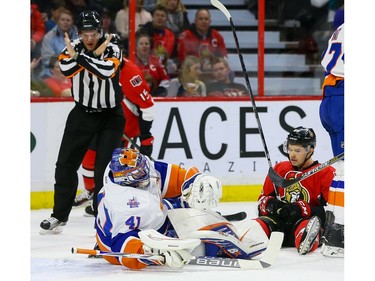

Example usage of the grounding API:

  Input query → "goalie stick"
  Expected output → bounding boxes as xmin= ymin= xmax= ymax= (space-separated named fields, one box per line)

xmin=72 ymin=231 xmax=283 ymax=270
xmin=210 ymin=0 xmax=285 ymax=196
xmin=268 ymin=152 xmax=344 ymax=189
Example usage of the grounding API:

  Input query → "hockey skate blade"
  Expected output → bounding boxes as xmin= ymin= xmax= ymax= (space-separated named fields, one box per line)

xmin=39 ymin=225 xmax=65 ymax=235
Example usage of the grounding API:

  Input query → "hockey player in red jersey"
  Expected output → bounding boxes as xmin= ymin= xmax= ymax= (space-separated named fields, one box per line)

xmin=254 ymin=126 xmax=336 ymax=255
xmin=74 ymin=58 xmax=155 ymax=214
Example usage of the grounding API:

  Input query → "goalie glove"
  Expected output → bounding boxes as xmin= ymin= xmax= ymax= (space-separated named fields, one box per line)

xmin=181 ymin=173 xmax=222 ymax=210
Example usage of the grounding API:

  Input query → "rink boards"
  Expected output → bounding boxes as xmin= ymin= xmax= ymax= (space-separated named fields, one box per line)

xmin=30 ymin=96 xmax=330 ymax=209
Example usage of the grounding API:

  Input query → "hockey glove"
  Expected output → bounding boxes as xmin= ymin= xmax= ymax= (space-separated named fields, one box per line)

xmin=181 ymin=173 xmax=222 ymax=210
xmin=143 ymin=245 xmax=192 ymax=269
xmin=258 ymin=196 xmax=286 ymax=216
xmin=139 ymin=136 xmax=154 ymax=157
xmin=277 ymin=200 xmax=312 ymax=225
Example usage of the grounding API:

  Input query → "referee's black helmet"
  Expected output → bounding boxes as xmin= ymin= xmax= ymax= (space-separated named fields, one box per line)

xmin=77 ymin=10 xmax=102 ymax=31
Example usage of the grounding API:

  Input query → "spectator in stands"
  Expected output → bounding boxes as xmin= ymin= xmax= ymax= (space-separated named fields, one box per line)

xmin=65 ymin=0 xmax=103 ymax=24
xmin=31 ymin=57 xmax=53 ymax=97
xmin=31 ymin=2 xmax=46 ymax=60
xmin=207 ymin=57 xmax=248 ymax=97
xmin=40 ymin=7 xmax=78 ymax=78
xmin=135 ymin=33 xmax=170 ymax=97
xmin=43 ymin=56 xmax=72 ymax=97
xmin=157 ymin=0 xmax=190 ymax=38
xmin=143 ymin=0 xmax=157 ymax=12
xmin=115 ymin=0 xmax=152 ymax=53
xmin=137 ymin=5 xmax=176 ymax=67
xmin=177 ymin=8 xmax=227 ymax=71
xmin=101 ymin=7 xmax=117 ymax=35
xmin=168 ymin=55 xmax=206 ymax=97
xmin=42 ymin=0 xmax=66 ymax=32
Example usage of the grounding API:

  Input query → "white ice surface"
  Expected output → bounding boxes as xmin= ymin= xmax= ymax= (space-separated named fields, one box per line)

xmin=31 ymin=202 xmax=344 ymax=281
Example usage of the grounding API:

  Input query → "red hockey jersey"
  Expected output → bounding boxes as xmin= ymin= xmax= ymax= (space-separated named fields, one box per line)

xmin=177 ymin=27 xmax=228 ymax=63
xmin=259 ymin=161 xmax=336 ymax=206
xmin=119 ymin=58 xmax=155 ymax=140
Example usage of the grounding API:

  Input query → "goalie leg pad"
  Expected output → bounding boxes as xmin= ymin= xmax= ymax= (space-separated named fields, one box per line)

xmin=138 ymin=229 xmax=201 ymax=251
xmin=233 ymin=218 xmax=269 ymax=255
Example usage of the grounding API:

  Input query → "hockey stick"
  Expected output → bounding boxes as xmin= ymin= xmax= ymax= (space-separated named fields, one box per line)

xmin=72 ymin=231 xmax=283 ymax=269
xmin=122 ymin=133 xmax=156 ymax=161
xmin=268 ymin=152 xmax=344 ymax=189
xmin=210 ymin=0 xmax=285 ymax=194
xmin=222 ymin=211 xmax=247 ymax=221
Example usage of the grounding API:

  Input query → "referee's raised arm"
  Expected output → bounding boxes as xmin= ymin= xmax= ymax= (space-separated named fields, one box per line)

xmin=40 ymin=10 xmax=126 ymax=234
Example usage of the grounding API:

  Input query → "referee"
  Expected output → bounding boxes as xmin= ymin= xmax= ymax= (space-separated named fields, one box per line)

xmin=40 ymin=10 xmax=125 ymax=233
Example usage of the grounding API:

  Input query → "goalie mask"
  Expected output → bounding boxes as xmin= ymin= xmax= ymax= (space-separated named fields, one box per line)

xmin=109 ymin=148 xmax=150 ymax=188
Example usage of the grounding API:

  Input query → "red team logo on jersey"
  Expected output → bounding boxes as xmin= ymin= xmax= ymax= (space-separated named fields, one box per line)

xmin=283 ymin=171 xmax=310 ymax=203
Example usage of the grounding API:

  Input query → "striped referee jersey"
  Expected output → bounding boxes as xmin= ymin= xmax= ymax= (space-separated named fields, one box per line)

xmin=59 ymin=37 xmax=123 ymax=110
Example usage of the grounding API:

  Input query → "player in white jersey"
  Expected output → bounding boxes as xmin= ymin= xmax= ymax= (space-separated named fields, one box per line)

xmin=319 ymin=23 xmax=344 ymax=258
xmin=95 ymin=148 xmax=269 ymax=270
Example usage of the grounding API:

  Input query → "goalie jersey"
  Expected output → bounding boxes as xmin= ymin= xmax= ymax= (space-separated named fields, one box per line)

xmin=95 ymin=160 xmax=197 ymax=269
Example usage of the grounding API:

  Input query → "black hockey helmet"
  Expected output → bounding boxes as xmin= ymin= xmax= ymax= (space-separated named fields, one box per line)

xmin=286 ymin=126 xmax=316 ymax=148
xmin=77 ymin=10 xmax=102 ymax=31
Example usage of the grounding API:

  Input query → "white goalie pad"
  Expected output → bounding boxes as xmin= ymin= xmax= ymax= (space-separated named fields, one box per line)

xmin=168 ymin=208 xmax=267 ymax=258
xmin=168 ymin=208 xmax=232 ymax=239
xmin=138 ymin=229 xmax=201 ymax=252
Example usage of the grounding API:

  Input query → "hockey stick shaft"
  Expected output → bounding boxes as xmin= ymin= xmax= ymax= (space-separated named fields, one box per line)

xmin=211 ymin=0 xmax=281 ymax=197
xmin=268 ymin=152 xmax=344 ymax=189
xmin=211 ymin=0 xmax=272 ymax=168
xmin=72 ymin=231 xmax=283 ymax=269
xmin=72 ymin=247 xmax=165 ymax=262
xmin=122 ymin=133 xmax=156 ymax=161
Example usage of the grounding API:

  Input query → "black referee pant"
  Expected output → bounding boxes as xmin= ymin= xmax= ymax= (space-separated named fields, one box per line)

xmin=51 ymin=104 xmax=125 ymax=222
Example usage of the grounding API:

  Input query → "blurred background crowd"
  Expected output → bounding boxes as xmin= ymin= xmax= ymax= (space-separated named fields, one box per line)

xmin=30 ymin=0 xmax=344 ymax=98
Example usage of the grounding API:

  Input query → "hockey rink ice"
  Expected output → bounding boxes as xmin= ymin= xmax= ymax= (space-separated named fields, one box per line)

xmin=31 ymin=202 xmax=345 ymax=281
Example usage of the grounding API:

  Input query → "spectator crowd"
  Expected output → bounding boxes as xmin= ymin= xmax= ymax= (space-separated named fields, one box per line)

xmin=30 ymin=0 xmax=249 ymax=98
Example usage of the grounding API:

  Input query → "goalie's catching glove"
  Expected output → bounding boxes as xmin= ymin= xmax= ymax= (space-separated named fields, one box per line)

xmin=181 ymin=173 xmax=222 ymax=210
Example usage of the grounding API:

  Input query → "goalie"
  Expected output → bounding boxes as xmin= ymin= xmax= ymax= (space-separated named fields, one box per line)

xmin=94 ymin=147 xmax=267 ymax=270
